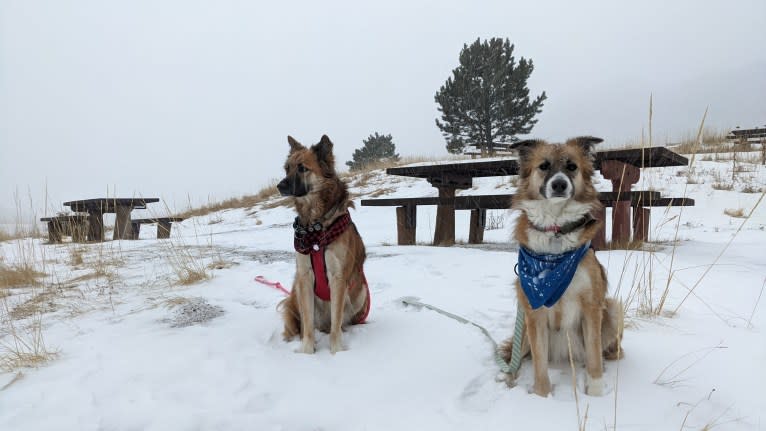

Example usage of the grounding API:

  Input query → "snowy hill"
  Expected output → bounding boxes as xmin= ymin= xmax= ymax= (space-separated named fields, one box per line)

xmin=1 ymin=152 xmax=765 ymax=430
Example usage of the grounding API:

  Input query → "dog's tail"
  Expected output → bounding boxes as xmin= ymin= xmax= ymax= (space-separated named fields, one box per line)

xmin=278 ymin=290 xmax=301 ymax=341
xmin=602 ymin=297 xmax=624 ymax=360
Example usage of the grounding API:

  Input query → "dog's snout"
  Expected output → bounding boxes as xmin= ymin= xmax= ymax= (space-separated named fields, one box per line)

xmin=277 ymin=174 xmax=309 ymax=197
xmin=277 ymin=178 xmax=291 ymax=196
xmin=551 ymin=179 xmax=568 ymax=194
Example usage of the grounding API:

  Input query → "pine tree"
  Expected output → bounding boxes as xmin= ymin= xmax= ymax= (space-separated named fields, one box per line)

xmin=435 ymin=38 xmax=547 ymax=155
xmin=346 ymin=133 xmax=400 ymax=171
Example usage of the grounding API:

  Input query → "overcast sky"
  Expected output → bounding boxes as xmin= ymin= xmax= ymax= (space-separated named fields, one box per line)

xmin=1 ymin=0 xmax=764 ymax=220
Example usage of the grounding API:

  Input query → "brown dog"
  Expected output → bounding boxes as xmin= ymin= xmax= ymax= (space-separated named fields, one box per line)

xmin=277 ymin=135 xmax=370 ymax=354
xmin=499 ymin=136 xmax=623 ymax=397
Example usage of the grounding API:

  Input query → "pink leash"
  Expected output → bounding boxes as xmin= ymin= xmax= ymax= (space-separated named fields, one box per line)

xmin=254 ymin=275 xmax=290 ymax=296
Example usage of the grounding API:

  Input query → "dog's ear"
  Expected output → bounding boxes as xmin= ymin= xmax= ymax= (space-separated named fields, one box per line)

xmin=287 ymin=135 xmax=305 ymax=153
xmin=567 ymin=136 xmax=603 ymax=154
xmin=510 ymin=139 xmax=545 ymax=160
xmin=311 ymin=135 xmax=335 ymax=175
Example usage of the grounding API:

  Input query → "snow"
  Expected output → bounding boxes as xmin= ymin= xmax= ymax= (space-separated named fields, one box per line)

xmin=1 ymin=154 xmax=765 ymax=430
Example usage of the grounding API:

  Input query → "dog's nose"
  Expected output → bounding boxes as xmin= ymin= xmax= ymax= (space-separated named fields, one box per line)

xmin=277 ymin=178 xmax=291 ymax=196
xmin=551 ymin=179 xmax=568 ymax=194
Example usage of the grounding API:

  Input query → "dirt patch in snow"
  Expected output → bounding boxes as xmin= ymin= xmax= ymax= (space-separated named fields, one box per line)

xmin=164 ymin=297 xmax=224 ymax=328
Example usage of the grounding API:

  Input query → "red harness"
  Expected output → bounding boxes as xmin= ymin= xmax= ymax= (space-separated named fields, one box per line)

xmin=293 ymin=213 xmax=371 ymax=324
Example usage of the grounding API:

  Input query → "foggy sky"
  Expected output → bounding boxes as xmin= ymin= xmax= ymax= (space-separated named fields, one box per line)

xmin=1 ymin=0 xmax=764 ymax=220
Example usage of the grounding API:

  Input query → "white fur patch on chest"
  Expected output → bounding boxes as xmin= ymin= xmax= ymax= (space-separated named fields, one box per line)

xmin=518 ymin=199 xmax=593 ymax=254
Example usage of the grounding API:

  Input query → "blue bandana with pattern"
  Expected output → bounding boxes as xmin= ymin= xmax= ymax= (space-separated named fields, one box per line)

xmin=517 ymin=242 xmax=591 ymax=309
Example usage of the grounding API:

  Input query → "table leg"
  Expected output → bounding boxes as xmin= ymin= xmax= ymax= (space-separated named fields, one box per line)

xmin=87 ymin=210 xmax=104 ymax=242
xmin=468 ymin=209 xmax=486 ymax=244
xmin=396 ymin=206 xmax=416 ymax=245
xmin=433 ymin=187 xmax=456 ymax=246
xmin=47 ymin=221 xmax=62 ymax=243
xmin=157 ymin=220 xmax=172 ymax=239
xmin=633 ymin=207 xmax=650 ymax=242
xmin=600 ymin=160 xmax=640 ymax=245
xmin=113 ymin=205 xmax=133 ymax=240
xmin=130 ymin=222 xmax=141 ymax=240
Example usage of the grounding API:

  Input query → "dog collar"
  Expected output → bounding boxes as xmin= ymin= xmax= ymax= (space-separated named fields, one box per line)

xmin=531 ymin=213 xmax=597 ymax=236
xmin=293 ymin=212 xmax=352 ymax=254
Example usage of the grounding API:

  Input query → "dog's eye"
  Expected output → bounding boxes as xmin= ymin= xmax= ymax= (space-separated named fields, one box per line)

xmin=566 ymin=162 xmax=577 ymax=171
xmin=297 ymin=164 xmax=308 ymax=173
xmin=539 ymin=161 xmax=550 ymax=171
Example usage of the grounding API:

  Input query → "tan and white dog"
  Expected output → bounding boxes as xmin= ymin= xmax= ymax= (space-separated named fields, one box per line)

xmin=500 ymin=136 xmax=623 ymax=397
xmin=277 ymin=135 xmax=370 ymax=354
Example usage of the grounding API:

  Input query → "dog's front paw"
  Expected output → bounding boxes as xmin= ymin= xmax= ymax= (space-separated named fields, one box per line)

xmin=297 ymin=341 xmax=315 ymax=354
xmin=532 ymin=379 xmax=552 ymax=397
xmin=585 ymin=375 xmax=604 ymax=396
xmin=329 ymin=336 xmax=347 ymax=355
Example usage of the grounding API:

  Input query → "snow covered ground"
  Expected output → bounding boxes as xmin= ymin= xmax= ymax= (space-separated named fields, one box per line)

xmin=1 ymin=152 xmax=765 ymax=430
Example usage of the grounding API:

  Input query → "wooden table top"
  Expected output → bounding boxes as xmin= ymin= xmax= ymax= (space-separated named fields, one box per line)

xmin=386 ymin=146 xmax=688 ymax=180
xmin=63 ymin=198 xmax=160 ymax=212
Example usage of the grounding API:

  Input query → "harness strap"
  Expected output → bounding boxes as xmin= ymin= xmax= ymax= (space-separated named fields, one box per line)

xmin=309 ymin=248 xmax=370 ymax=323
xmin=310 ymin=249 xmax=331 ymax=301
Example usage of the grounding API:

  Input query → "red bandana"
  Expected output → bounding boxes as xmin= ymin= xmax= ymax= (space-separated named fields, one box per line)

xmin=293 ymin=213 xmax=371 ymax=324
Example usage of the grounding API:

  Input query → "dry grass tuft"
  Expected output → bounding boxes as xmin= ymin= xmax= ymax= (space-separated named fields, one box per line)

xmin=159 ymin=242 xmax=209 ymax=286
xmin=207 ymin=259 xmax=236 ymax=270
xmin=69 ymin=247 xmax=85 ymax=267
xmin=10 ymin=289 xmax=58 ymax=320
xmin=0 ymin=263 xmax=44 ymax=289
xmin=177 ymin=181 xmax=279 ymax=219
xmin=0 ymin=228 xmax=16 ymax=242
xmin=711 ymin=182 xmax=734 ymax=191
xmin=671 ymin=127 xmax=730 ymax=154
xmin=741 ymin=184 xmax=764 ymax=194
xmin=1 ymin=297 xmax=58 ymax=372
xmin=176 ymin=267 xmax=208 ymax=285
xmin=0 ymin=225 xmax=43 ymax=242
xmin=723 ymin=208 xmax=745 ymax=218
xmin=161 ymin=296 xmax=191 ymax=309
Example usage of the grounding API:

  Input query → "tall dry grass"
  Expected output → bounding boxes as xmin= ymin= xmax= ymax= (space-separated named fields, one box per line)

xmin=0 ymin=263 xmax=44 ymax=290
xmin=176 ymin=181 xmax=279 ymax=219
xmin=609 ymin=101 xmax=765 ymax=322
xmin=0 ymin=306 xmax=57 ymax=372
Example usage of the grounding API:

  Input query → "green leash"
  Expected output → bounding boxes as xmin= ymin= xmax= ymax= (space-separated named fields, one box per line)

xmin=399 ymin=296 xmax=526 ymax=380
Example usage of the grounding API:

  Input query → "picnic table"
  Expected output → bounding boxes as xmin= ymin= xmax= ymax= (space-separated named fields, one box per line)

xmin=362 ymin=147 xmax=690 ymax=247
xmin=726 ymin=126 xmax=766 ymax=143
xmin=63 ymin=198 xmax=160 ymax=241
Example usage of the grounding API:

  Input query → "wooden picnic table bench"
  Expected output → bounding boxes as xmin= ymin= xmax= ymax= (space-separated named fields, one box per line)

xmin=63 ymin=198 xmax=160 ymax=241
xmin=361 ymin=192 xmax=693 ymax=248
xmin=130 ymin=217 xmax=185 ymax=239
xmin=366 ymin=146 xmax=690 ymax=247
xmin=40 ymin=215 xmax=89 ymax=243
xmin=727 ymin=127 xmax=766 ymax=143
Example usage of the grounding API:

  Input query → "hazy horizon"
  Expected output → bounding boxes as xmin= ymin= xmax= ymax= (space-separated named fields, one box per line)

xmin=2 ymin=0 xmax=765 ymax=221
